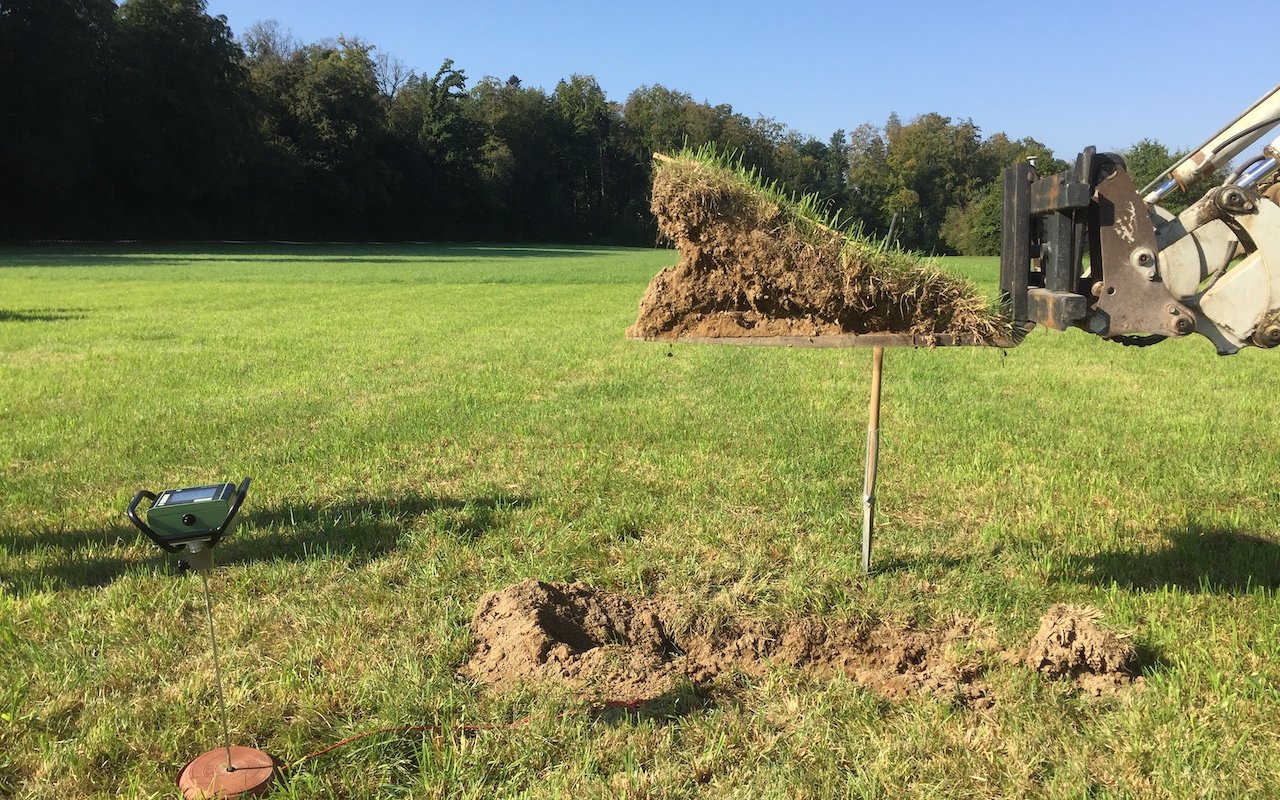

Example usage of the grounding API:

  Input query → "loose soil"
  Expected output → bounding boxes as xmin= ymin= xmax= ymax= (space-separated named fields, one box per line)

xmin=1024 ymin=604 xmax=1141 ymax=696
xmin=627 ymin=153 xmax=1007 ymax=344
xmin=462 ymin=582 xmax=1142 ymax=707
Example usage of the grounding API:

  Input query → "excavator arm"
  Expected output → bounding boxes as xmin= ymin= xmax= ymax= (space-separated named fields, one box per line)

xmin=1000 ymin=85 xmax=1280 ymax=354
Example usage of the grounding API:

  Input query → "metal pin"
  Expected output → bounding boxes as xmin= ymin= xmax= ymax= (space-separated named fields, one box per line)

xmin=199 ymin=570 xmax=235 ymax=772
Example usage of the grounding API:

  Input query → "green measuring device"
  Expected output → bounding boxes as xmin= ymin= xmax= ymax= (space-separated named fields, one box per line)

xmin=127 ymin=478 xmax=250 ymax=570
xmin=125 ymin=477 xmax=278 ymax=797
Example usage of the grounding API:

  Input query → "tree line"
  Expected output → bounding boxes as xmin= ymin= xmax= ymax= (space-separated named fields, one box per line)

xmin=1 ymin=0 xmax=1195 ymax=252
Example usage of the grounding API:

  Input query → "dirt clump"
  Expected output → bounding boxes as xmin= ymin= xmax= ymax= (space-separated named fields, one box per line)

xmin=461 ymin=580 xmax=990 ymax=706
xmin=462 ymin=579 xmax=683 ymax=702
xmin=627 ymin=152 xmax=1008 ymax=345
xmin=1024 ymin=604 xmax=1141 ymax=696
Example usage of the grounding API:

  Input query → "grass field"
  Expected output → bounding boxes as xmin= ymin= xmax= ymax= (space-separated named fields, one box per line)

xmin=3 ymin=244 xmax=1280 ymax=798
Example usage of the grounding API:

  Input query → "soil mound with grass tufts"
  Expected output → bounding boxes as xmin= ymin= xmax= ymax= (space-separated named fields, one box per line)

xmin=462 ymin=579 xmax=684 ymax=702
xmin=461 ymin=580 xmax=991 ymax=707
xmin=1024 ymin=604 xmax=1141 ymax=696
xmin=627 ymin=151 xmax=1008 ymax=344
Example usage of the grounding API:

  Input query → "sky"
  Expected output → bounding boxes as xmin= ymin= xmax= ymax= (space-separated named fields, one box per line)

xmin=205 ymin=0 xmax=1280 ymax=161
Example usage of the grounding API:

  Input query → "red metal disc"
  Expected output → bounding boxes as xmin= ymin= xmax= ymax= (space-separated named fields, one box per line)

xmin=177 ymin=745 xmax=277 ymax=799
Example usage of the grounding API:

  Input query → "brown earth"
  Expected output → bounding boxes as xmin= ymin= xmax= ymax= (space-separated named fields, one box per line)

xmin=461 ymin=582 xmax=1143 ymax=707
xmin=1024 ymin=603 xmax=1142 ymax=696
xmin=627 ymin=154 xmax=1007 ymax=344
xmin=461 ymin=580 xmax=990 ymax=707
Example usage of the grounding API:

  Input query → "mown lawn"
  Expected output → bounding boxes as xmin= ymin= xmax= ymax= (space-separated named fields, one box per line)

xmin=2 ymin=244 xmax=1279 ymax=798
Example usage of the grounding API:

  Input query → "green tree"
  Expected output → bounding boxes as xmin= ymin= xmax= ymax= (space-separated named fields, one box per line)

xmin=847 ymin=114 xmax=989 ymax=251
xmin=844 ymin=123 xmax=896 ymax=238
xmin=1121 ymin=138 xmax=1179 ymax=191
xmin=0 ymin=0 xmax=115 ymax=237
xmin=245 ymin=35 xmax=393 ymax=237
xmin=468 ymin=77 xmax=572 ymax=239
xmin=885 ymin=113 xmax=987 ymax=252
xmin=618 ymin=87 xmax=847 ymax=240
xmin=553 ymin=74 xmax=611 ymax=233
xmin=0 ymin=9 xmax=1091 ymax=248
xmin=820 ymin=130 xmax=851 ymax=209
xmin=1121 ymin=138 xmax=1224 ymax=215
xmin=940 ymin=181 xmax=1002 ymax=255
xmin=390 ymin=59 xmax=474 ymax=165
xmin=383 ymin=59 xmax=482 ymax=238
xmin=240 ymin=18 xmax=296 ymax=61
xmin=106 ymin=0 xmax=253 ymax=235
xmin=622 ymin=85 xmax=713 ymax=156
xmin=850 ymin=114 xmax=1068 ymax=254
xmin=981 ymin=133 xmax=1064 ymax=179
xmin=941 ymin=134 xmax=1065 ymax=255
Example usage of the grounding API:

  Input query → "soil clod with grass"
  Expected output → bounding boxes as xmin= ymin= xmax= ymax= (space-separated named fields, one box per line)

xmin=1024 ymin=604 xmax=1142 ymax=696
xmin=627 ymin=150 xmax=1008 ymax=344
xmin=461 ymin=580 xmax=991 ymax=707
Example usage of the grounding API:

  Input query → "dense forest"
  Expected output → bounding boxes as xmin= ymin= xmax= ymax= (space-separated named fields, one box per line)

xmin=0 ymin=0 xmax=1191 ymax=252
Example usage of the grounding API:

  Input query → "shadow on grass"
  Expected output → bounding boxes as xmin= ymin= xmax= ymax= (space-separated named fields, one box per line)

xmin=1132 ymin=640 xmax=1171 ymax=677
xmin=0 ymin=243 xmax=606 ymax=268
xmin=588 ymin=682 xmax=717 ymax=726
xmin=0 ymin=307 xmax=88 ymax=322
xmin=869 ymin=553 xmax=972 ymax=574
xmin=1060 ymin=522 xmax=1280 ymax=593
xmin=234 ymin=493 xmax=532 ymax=560
xmin=2 ymin=492 xmax=532 ymax=595
xmin=0 ymin=525 xmax=145 ymax=596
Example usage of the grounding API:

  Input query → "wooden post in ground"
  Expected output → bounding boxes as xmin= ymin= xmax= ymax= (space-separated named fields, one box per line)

xmin=862 ymin=346 xmax=884 ymax=574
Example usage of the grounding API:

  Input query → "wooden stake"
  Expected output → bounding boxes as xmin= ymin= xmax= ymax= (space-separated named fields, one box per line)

xmin=862 ymin=346 xmax=884 ymax=574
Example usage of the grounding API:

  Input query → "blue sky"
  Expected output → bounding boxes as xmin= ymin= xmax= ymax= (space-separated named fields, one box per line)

xmin=206 ymin=0 xmax=1279 ymax=161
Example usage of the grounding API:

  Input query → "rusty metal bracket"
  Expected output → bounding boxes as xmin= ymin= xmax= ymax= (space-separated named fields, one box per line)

xmin=1001 ymin=150 xmax=1095 ymax=332
xmin=1000 ymin=162 xmax=1035 ymax=326
xmin=1027 ymin=288 xmax=1088 ymax=330
xmin=1091 ymin=166 xmax=1197 ymax=338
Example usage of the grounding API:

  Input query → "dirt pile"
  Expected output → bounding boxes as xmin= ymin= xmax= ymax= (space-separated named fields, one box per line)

xmin=627 ymin=151 xmax=1008 ymax=344
xmin=460 ymin=580 xmax=990 ymax=706
xmin=1024 ymin=604 xmax=1141 ymax=696
xmin=462 ymin=579 xmax=683 ymax=702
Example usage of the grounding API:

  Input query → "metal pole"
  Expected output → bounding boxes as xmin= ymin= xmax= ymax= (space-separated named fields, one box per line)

xmin=881 ymin=212 xmax=901 ymax=252
xmin=199 ymin=570 xmax=235 ymax=772
xmin=862 ymin=346 xmax=884 ymax=574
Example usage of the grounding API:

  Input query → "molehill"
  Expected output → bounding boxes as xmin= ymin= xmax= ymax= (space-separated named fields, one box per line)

xmin=1024 ymin=603 xmax=1142 ymax=697
xmin=627 ymin=150 xmax=1009 ymax=344
xmin=460 ymin=581 xmax=1142 ymax=707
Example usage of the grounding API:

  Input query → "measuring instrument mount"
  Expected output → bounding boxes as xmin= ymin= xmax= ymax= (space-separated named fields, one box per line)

xmin=127 ymin=477 xmax=277 ymax=799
